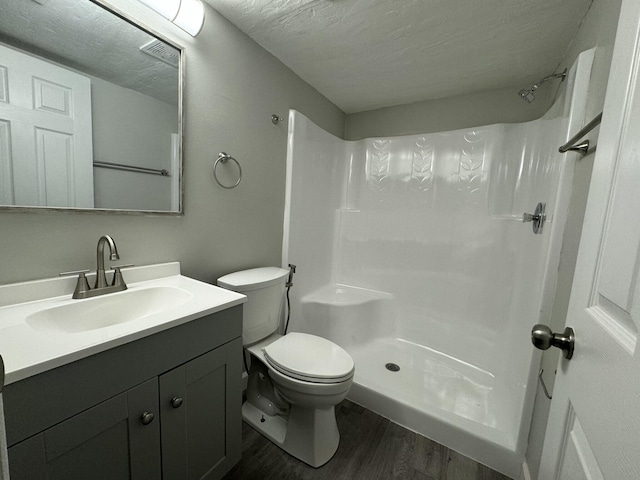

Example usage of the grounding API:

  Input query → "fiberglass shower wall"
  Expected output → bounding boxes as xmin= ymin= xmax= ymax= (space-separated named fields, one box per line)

xmin=283 ymin=111 xmax=349 ymax=297
xmin=338 ymin=127 xmax=519 ymax=374
xmin=285 ymin=112 xmax=559 ymax=376
xmin=283 ymin=110 xmax=564 ymax=473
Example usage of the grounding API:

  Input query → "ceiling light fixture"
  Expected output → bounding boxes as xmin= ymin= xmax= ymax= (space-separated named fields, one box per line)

xmin=138 ymin=0 xmax=205 ymax=37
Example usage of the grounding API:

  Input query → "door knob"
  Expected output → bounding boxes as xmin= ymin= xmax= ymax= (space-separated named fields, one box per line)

xmin=531 ymin=324 xmax=575 ymax=359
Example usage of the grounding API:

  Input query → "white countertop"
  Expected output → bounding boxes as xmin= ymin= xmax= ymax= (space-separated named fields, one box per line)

xmin=0 ymin=262 xmax=246 ymax=385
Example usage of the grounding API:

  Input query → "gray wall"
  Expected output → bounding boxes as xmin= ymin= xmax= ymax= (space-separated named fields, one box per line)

xmin=344 ymin=85 xmax=554 ymax=140
xmin=0 ymin=0 xmax=344 ymax=286
xmin=91 ymin=76 xmax=178 ymax=211
xmin=524 ymin=0 xmax=623 ymax=478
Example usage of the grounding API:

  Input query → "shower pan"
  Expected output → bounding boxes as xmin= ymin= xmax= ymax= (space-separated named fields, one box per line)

xmin=282 ymin=49 xmax=594 ymax=478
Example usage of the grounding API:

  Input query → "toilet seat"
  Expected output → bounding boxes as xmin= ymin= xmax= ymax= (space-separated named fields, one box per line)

xmin=263 ymin=332 xmax=354 ymax=384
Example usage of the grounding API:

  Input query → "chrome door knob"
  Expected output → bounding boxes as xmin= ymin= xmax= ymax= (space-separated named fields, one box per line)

xmin=531 ymin=324 xmax=575 ymax=359
xmin=170 ymin=397 xmax=183 ymax=408
xmin=140 ymin=412 xmax=155 ymax=425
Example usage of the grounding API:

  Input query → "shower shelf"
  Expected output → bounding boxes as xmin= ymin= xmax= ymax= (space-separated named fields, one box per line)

xmin=301 ymin=284 xmax=393 ymax=306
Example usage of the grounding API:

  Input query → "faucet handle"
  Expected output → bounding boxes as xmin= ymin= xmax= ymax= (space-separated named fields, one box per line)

xmin=60 ymin=270 xmax=92 ymax=299
xmin=59 ymin=269 xmax=90 ymax=277
xmin=110 ymin=264 xmax=133 ymax=288
xmin=110 ymin=264 xmax=135 ymax=270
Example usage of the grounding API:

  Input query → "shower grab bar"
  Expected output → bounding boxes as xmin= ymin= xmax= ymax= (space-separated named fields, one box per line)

xmin=93 ymin=161 xmax=170 ymax=176
xmin=558 ymin=112 xmax=603 ymax=155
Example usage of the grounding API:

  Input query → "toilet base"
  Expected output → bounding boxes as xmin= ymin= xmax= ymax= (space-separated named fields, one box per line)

xmin=242 ymin=401 xmax=340 ymax=468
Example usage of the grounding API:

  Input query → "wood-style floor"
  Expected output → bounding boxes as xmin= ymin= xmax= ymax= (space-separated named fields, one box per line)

xmin=225 ymin=400 xmax=512 ymax=480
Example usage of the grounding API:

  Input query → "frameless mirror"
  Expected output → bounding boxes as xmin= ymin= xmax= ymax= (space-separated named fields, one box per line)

xmin=0 ymin=0 xmax=182 ymax=214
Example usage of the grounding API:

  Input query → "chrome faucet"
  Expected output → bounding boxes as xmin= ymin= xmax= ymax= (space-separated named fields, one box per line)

xmin=63 ymin=235 xmax=129 ymax=299
xmin=96 ymin=235 xmax=120 ymax=288
xmin=94 ymin=235 xmax=120 ymax=288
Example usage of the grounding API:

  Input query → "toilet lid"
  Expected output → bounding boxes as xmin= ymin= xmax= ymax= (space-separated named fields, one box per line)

xmin=263 ymin=333 xmax=354 ymax=384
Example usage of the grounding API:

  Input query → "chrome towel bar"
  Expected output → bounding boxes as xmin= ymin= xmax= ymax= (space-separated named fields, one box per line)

xmin=93 ymin=161 xmax=169 ymax=176
xmin=559 ymin=112 xmax=603 ymax=155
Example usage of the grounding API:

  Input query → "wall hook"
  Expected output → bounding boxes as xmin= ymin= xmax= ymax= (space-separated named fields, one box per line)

xmin=271 ymin=114 xmax=284 ymax=125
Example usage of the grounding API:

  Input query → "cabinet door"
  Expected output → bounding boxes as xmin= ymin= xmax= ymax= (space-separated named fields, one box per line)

xmin=160 ymin=338 xmax=242 ymax=480
xmin=8 ymin=378 xmax=161 ymax=480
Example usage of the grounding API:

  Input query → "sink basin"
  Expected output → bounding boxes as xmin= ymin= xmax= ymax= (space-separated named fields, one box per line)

xmin=0 ymin=262 xmax=247 ymax=385
xmin=26 ymin=286 xmax=193 ymax=333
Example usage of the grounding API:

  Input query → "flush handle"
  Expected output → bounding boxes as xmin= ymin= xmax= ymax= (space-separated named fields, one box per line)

xmin=531 ymin=324 xmax=575 ymax=359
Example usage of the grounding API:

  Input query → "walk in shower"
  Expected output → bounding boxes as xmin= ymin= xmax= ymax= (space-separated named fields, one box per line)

xmin=282 ymin=50 xmax=593 ymax=477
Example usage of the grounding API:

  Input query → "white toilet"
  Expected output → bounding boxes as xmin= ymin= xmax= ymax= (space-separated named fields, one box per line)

xmin=217 ymin=267 xmax=354 ymax=467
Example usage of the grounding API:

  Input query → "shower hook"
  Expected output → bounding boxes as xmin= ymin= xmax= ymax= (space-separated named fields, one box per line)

xmin=213 ymin=152 xmax=242 ymax=189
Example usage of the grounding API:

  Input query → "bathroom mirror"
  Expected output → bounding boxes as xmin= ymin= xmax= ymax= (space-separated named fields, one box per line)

xmin=0 ymin=0 xmax=182 ymax=214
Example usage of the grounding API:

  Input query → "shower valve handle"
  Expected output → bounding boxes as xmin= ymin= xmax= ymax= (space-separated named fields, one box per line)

xmin=522 ymin=202 xmax=546 ymax=234
xmin=531 ymin=324 xmax=575 ymax=359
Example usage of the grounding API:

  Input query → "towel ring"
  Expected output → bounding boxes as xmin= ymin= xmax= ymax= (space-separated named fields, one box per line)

xmin=213 ymin=152 xmax=242 ymax=189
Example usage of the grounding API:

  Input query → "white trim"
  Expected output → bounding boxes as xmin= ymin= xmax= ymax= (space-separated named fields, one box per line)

xmin=521 ymin=460 xmax=533 ymax=480
xmin=281 ymin=109 xmax=296 ymax=268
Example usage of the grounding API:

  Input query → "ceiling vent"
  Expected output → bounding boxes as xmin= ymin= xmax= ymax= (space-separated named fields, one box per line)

xmin=139 ymin=39 xmax=179 ymax=68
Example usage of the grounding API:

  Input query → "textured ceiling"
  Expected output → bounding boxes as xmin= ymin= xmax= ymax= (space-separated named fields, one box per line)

xmin=0 ymin=0 xmax=179 ymax=104
xmin=205 ymin=0 xmax=593 ymax=113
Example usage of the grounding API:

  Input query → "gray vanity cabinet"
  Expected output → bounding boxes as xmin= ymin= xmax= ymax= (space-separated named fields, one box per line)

xmin=8 ymin=378 xmax=161 ymax=480
xmin=160 ymin=347 xmax=235 ymax=479
xmin=4 ymin=306 xmax=243 ymax=480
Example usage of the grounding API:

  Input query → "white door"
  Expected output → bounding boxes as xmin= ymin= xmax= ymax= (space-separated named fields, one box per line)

xmin=538 ymin=0 xmax=640 ymax=478
xmin=0 ymin=43 xmax=94 ymax=208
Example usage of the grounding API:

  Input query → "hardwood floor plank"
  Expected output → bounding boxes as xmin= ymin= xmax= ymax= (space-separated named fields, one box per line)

xmin=328 ymin=404 xmax=389 ymax=479
xmin=225 ymin=400 xmax=513 ymax=480
xmin=445 ymin=450 xmax=511 ymax=480
xmin=412 ymin=432 xmax=448 ymax=479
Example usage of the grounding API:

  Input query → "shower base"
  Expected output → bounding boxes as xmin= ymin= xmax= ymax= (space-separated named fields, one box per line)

xmin=345 ymin=337 xmax=523 ymax=478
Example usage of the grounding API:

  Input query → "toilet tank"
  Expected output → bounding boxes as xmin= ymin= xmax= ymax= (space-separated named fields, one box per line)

xmin=217 ymin=267 xmax=289 ymax=345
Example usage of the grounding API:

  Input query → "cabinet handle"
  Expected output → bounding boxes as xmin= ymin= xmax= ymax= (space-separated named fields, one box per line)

xmin=170 ymin=396 xmax=184 ymax=408
xmin=140 ymin=412 xmax=155 ymax=425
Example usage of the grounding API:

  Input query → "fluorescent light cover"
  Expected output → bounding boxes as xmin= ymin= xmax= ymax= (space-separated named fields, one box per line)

xmin=173 ymin=0 xmax=205 ymax=36
xmin=138 ymin=0 xmax=180 ymax=20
